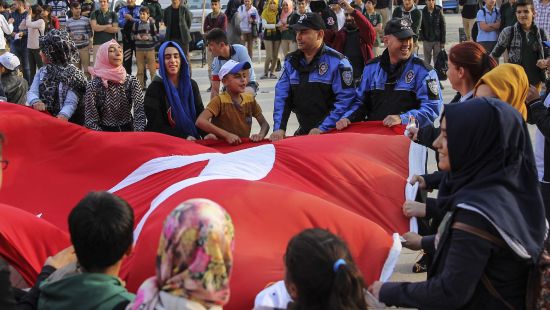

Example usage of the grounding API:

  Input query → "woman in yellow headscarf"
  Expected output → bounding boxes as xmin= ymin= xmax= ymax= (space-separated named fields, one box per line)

xmin=474 ymin=63 xmax=528 ymax=120
xmin=261 ymin=0 xmax=281 ymax=79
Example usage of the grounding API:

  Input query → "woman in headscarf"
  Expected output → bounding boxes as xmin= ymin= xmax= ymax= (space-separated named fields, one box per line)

xmin=128 ymin=198 xmax=235 ymax=310
xmin=369 ymin=98 xmax=546 ymax=309
xmin=278 ymin=0 xmax=295 ymax=57
xmin=144 ymin=41 xmax=204 ymax=140
xmin=27 ymin=29 xmax=88 ymax=124
xmin=474 ymin=63 xmax=528 ymax=121
xmin=260 ymin=0 xmax=281 ymax=79
xmin=84 ymin=39 xmax=145 ymax=132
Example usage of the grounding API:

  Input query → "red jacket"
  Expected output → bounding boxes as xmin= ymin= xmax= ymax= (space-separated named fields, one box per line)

xmin=324 ymin=9 xmax=376 ymax=64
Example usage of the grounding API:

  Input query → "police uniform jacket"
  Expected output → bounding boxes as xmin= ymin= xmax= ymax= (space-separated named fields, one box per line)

xmin=342 ymin=49 xmax=442 ymax=127
xmin=273 ymin=44 xmax=356 ymax=135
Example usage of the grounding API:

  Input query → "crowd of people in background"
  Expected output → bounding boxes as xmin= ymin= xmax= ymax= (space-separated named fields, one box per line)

xmin=1 ymin=0 xmax=550 ymax=308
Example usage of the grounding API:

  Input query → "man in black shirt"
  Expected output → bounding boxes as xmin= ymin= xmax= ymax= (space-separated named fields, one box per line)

xmin=163 ymin=0 xmax=192 ymax=57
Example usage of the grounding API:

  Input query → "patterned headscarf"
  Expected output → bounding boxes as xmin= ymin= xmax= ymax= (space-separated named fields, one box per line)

xmin=38 ymin=30 xmax=87 ymax=118
xmin=39 ymin=29 xmax=80 ymax=66
xmin=130 ymin=199 xmax=235 ymax=310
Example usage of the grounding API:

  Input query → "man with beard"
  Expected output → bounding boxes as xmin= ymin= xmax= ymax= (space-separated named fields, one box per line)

xmin=269 ymin=12 xmax=355 ymax=141
xmin=336 ymin=18 xmax=442 ymax=130
xmin=324 ymin=0 xmax=376 ymax=85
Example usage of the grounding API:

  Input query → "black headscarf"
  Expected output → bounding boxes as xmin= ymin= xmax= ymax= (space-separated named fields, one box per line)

xmin=436 ymin=97 xmax=546 ymax=262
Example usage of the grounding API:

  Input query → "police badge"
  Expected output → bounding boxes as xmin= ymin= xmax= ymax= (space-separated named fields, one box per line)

xmin=427 ymin=79 xmax=439 ymax=100
xmin=340 ymin=68 xmax=353 ymax=89
xmin=405 ymin=70 xmax=415 ymax=83
xmin=319 ymin=62 xmax=329 ymax=75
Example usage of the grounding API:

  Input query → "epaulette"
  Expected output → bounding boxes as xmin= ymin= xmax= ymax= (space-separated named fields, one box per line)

xmin=323 ymin=45 xmax=346 ymax=60
xmin=412 ymin=56 xmax=434 ymax=71
xmin=365 ymin=55 xmax=382 ymax=65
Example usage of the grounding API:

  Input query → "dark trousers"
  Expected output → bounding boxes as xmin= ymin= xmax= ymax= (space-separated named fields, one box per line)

xmin=28 ymin=48 xmax=43 ymax=83
xmin=541 ymin=182 xmax=550 ymax=223
xmin=11 ymin=38 xmax=29 ymax=82
xmin=123 ymin=41 xmax=135 ymax=74
xmin=100 ymin=123 xmax=133 ymax=132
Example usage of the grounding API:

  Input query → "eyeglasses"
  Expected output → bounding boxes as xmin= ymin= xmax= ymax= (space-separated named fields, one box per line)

xmin=1 ymin=160 xmax=8 ymax=170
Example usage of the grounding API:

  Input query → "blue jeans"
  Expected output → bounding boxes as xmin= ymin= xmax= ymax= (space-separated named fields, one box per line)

xmin=10 ymin=37 xmax=29 ymax=82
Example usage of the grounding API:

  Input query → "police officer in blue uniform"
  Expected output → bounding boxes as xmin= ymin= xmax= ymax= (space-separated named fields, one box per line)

xmin=270 ymin=12 xmax=356 ymax=141
xmin=336 ymin=18 xmax=442 ymax=130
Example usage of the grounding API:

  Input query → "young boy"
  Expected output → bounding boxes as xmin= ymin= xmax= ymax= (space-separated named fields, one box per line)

xmin=196 ymin=60 xmax=269 ymax=145
xmin=132 ymin=6 xmax=158 ymax=89
xmin=66 ymin=2 xmax=92 ymax=78
xmin=364 ymin=0 xmax=382 ymax=56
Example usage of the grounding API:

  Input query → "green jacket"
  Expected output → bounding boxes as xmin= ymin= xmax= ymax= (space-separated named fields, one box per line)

xmin=163 ymin=4 xmax=193 ymax=44
xmin=142 ymin=0 xmax=163 ymax=25
xmin=37 ymin=273 xmax=134 ymax=310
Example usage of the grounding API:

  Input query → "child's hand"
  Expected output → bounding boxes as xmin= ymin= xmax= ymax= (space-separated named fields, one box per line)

xmin=33 ymin=101 xmax=46 ymax=111
xmin=204 ymin=133 xmax=218 ymax=140
xmin=224 ymin=133 xmax=242 ymax=145
xmin=250 ymin=133 xmax=264 ymax=142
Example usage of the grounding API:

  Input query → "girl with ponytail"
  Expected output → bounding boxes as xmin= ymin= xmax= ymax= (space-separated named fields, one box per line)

xmin=284 ymin=228 xmax=367 ymax=310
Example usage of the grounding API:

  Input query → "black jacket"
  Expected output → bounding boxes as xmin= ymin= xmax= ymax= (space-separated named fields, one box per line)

xmin=527 ymin=99 xmax=550 ymax=182
xmin=419 ymin=6 xmax=446 ymax=43
xmin=381 ymin=209 xmax=529 ymax=310
xmin=1 ymin=71 xmax=28 ymax=105
xmin=144 ymin=77 xmax=205 ymax=139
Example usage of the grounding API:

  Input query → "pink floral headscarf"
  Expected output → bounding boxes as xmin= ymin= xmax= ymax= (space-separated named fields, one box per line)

xmin=129 ymin=199 xmax=235 ymax=310
xmin=88 ymin=40 xmax=127 ymax=87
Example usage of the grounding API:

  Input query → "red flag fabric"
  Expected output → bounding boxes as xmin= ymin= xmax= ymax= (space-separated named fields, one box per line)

xmin=0 ymin=103 xmax=424 ymax=309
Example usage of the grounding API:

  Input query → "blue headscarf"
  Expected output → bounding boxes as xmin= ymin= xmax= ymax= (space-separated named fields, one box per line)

xmin=158 ymin=41 xmax=199 ymax=138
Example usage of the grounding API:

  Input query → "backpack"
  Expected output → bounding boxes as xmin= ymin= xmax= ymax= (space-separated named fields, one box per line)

xmin=434 ymin=49 xmax=448 ymax=81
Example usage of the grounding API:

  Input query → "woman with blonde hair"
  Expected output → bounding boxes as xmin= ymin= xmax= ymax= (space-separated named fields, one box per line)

xmin=261 ymin=0 xmax=281 ymax=79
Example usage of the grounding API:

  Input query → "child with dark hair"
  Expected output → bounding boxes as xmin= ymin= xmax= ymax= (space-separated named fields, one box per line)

xmin=256 ymin=228 xmax=368 ymax=310
xmin=37 ymin=191 xmax=135 ymax=309
xmin=284 ymin=228 xmax=368 ymax=310
xmin=132 ymin=6 xmax=158 ymax=89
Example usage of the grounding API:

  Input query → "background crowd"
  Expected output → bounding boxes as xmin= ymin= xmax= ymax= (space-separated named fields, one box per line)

xmin=1 ymin=0 xmax=550 ymax=308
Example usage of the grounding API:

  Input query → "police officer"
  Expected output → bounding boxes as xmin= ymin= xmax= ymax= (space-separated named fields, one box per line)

xmin=270 ymin=12 xmax=356 ymax=141
xmin=336 ymin=18 xmax=442 ymax=130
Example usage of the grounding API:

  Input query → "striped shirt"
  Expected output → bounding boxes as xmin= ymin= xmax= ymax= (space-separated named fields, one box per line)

xmin=535 ymin=0 xmax=550 ymax=36
xmin=133 ymin=19 xmax=159 ymax=50
xmin=66 ymin=16 xmax=92 ymax=49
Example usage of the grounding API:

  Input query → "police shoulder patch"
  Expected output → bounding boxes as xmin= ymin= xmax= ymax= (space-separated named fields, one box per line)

xmin=340 ymin=68 xmax=354 ymax=89
xmin=405 ymin=70 xmax=415 ymax=83
xmin=319 ymin=62 xmax=329 ymax=76
xmin=426 ymin=79 xmax=439 ymax=99
xmin=327 ymin=17 xmax=335 ymax=25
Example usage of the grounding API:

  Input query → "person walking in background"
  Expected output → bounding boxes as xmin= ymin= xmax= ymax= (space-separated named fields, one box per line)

xmin=238 ymin=0 xmax=258 ymax=58
xmin=118 ymin=0 xmax=140 ymax=74
xmin=66 ymin=1 xmax=92 ymax=79
xmin=203 ymin=0 xmax=227 ymax=91
xmin=90 ymin=0 xmax=119 ymax=65
xmin=10 ymin=0 xmax=29 ymax=82
xmin=461 ymin=0 xmax=479 ymax=41
xmin=133 ymin=6 xmax=159 ymax=89
xmin=261 ymin=0 xmax=281 ymax=79
xmin=364 ymin=0 xmax=382 ymax=56
xmin=163 ymin=0 xmax=192 ymax=60
xmin=19 ymin=4 xmax=44 ymax=83
xmin=419 ymin=0 xmax=445 ymax=65
xmin=375 ymin=0 xmax=391 ymax=28
xmin=225 ymin=0 xmax=243 ymax=44
xmin=279 ymin=0 xmax=296 ymax=58
xmin=476 ymin=0 xmax=500 ymax=53
xmin=0 ymin=5 xmax=12 ymax=55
